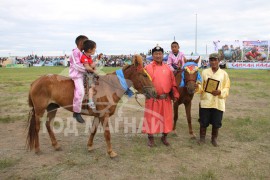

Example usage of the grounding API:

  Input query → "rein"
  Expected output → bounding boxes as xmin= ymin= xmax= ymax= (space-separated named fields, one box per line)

xmin=184 ymin=72 xmax=198 ymax=85
xmin=134 ymin=92 xmax=143 ymax=107
xmin=134 ymin=85 xmax=155 ymax=107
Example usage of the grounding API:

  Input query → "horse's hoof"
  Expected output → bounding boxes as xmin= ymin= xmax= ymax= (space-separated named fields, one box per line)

xmin=88 ymin=146 xmax=94 ymax=152
xmin=109 ymin=151 xmax=118 ymax=158
xmin=190 ymin=135 xmax=196 ymax=140
xmin=54 ymin=145 xmax=62 ymax=151
xmin=171 ymin=130 xmax=178 ymax=136
xmin=35 ymin=149 xmax=42 ymax=155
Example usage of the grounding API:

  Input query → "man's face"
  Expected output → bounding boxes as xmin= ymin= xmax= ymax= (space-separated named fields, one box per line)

xmin=251 ymin=47 xmax=257 ymax=53
xmin=152 ymin=51 xmax=163 ymax=63
xmin=209 ymin=58 xmax=219 ymax=69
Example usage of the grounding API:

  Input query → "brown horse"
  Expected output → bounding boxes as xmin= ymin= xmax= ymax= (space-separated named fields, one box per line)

xmin=173 ymin=57 xmax=200 ymax=139
xmin=27 ymin=55 xmax=157 ymax=158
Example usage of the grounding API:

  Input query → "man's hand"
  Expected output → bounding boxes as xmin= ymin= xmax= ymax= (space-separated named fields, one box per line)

xmin=211 ymin=90 xmax=221 ymax=96
xmin=86 ymin=69 xmax=92 ymax=73
xmin=173 ymin=97 xmax=179 ymax=102
xmin=94 ymin=74 xmax=99 ymax=80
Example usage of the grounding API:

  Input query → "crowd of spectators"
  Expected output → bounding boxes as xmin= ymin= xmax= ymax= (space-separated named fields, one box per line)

xmin=14 ymin=54 xmax=67 ymax=66
xmin=0 ymin=57 xmax=8 ymax=67
xmin=94 ymin=53 xmax=146 ymax=67
xmin=1 ymin=53 xmax=148 ymax=67
xmin=98 ymin=55 xmax=131 ymax=67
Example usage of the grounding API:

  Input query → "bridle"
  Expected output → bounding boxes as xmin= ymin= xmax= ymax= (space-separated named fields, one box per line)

xmin=125 ymin=65 xmax=155 ymax=107
xmin=182 ymin=65 xmax=199 ymax=87
xmin=184 ymin=71 xmax=198 ymax=85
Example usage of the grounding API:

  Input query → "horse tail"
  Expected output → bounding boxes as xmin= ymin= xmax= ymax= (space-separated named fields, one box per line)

xmin=28 ymin=92 xmax=33 ymax=107
xmin=26 ymin=92 xmax=36 ymax=151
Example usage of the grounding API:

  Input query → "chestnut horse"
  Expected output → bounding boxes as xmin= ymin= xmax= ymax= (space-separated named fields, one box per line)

xmin=173 ymin=57 xmax=200 ymax=138
xmin=27 ymin=55 xmax=156 ymax=158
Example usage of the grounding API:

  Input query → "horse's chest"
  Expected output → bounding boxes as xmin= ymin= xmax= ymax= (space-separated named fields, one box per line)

xmin=179 ymin=94 xmax=194 ymax=104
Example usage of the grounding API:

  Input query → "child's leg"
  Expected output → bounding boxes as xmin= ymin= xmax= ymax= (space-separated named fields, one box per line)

xmin=88 ymin=84 xmax=96 ymax=108
xmin=88 ymin=86 xmax=94 ymax=102
xmin=88 ymin=83 xmax=96 ymax=102
xmin=73 ymin=78 xmax=85 ymax=113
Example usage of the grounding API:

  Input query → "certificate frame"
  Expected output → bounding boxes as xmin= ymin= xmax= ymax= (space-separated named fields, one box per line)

xmin=205 ymin=78 xmax=220 ymax=93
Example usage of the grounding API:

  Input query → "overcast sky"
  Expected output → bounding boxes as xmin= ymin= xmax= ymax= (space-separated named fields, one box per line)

xmin=0 ymin=0 xmax=270 ymax=57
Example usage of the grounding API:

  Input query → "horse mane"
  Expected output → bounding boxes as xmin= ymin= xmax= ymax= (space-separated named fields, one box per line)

xmin=122 ymin=64 xmax=132 ymax=71
xmin=132 ymin=54 xmax=143 ymax=66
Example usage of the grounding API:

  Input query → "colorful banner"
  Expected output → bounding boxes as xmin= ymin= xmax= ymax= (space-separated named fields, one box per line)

xmin=242 ymin=41 xmax=268 ymax=61
xmin=213 ymin=40 xmax=242 ymax=61
xmin=227 ymin=62 xmax=270 ymax=69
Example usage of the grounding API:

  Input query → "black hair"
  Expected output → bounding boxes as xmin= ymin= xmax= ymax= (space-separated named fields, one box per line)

xmin=171 ymin=41 xmax=179 ymax=46
xmin=82 ymin=40 xmax=96 ymax=52
xmin=75 ymin=35 xmax=88 ymax=45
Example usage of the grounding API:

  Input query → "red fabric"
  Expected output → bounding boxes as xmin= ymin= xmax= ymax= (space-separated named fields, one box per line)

xmin=186 ymin=65 xmax=195 ymax=72
xmin=142 ymin=61 xmax=180 ymax=134
xmin=80 ymin=54 xmax=93 ymax=65
xmin=246 ymin=51 xmax=259 ymax=58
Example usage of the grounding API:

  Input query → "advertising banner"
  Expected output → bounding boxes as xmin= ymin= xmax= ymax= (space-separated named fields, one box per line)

xmin=213 ymin=40 xmax=242 ymax=61
xmin=227 ymin=62 xmax=270 ymax=69
xmin=242 ymin=41 xmax=268 ymax=61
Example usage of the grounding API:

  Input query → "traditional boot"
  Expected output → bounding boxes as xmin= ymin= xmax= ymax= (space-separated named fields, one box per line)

xmin=198 ymin=127 xmax=207 ymax=145
xmin=147 ymin=134 xmax=155 ymax=147
xmin=73 ymin=112 xmax=85 ymax=123
xmin=211 ymin=127 xmax=219 ymax=147
xmin=161 ymin=133 xmax=170 ymax=146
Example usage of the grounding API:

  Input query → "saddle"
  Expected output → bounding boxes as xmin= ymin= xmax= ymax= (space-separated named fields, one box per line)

xmin=172 ymin=63 xmax=182 ymax=76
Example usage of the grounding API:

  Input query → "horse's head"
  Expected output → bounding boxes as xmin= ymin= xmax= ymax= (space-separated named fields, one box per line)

xmin=183 ymin=56 xmax=200 ymax=94
xmin=123 ymin=55 xmax=157 ymax=99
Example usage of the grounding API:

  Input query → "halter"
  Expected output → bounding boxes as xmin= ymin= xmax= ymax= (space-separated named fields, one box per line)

xmin=117 ymin=64 xmax=154 ymax=107
xmin=180 ymin=62 xmax=202 ymax=87
xmin=184 ymin=65 xmax=198 ymax=84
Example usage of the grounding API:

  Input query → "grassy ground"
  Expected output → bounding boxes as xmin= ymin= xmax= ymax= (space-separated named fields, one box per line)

xmin=0 ymin=67 xmax=269 ymax=179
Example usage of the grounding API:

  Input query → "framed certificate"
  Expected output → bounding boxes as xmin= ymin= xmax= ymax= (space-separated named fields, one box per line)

xmin=205 ymin=78 xmax=220 ymax=93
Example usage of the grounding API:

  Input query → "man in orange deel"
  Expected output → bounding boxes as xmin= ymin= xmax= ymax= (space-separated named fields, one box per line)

xmin=142 ymin=45 xmax=180 ymax=147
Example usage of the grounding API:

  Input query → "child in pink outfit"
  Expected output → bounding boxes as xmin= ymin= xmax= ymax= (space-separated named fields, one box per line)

xmin=167 ymin=41 xmax=186 ymax=72
xmin=69 ymin=35 xmax=88 ymax=123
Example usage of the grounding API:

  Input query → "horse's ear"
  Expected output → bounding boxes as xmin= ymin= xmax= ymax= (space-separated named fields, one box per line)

xmin=194 ymin=56 xmax=200 ymax=64
xmin=133 ymin=54 xmax=143 ymax=67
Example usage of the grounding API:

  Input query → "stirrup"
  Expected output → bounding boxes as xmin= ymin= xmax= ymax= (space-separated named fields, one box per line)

xmin=88 ymin=102 xmax=96 ymax=109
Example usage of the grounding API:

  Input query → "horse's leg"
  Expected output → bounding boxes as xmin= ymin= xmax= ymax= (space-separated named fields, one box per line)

xmin=87 ymin=117 xmax=100 ymax=152
xmin=46 ymin=105 xmax=61 ymax=151
xmin=100 ymin=115 xmax=117 ymax=158
xmin=184 ymin=102 xmax=196 ymax=139
xmin=34 ymin=109 xmax=46 ymax=154
xmin=173 ymin=102 xmax=180 ymax=134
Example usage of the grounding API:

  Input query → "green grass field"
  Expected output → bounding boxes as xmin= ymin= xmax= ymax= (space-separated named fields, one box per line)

xmin=0 ymin=67 xmax=269 ymax=179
